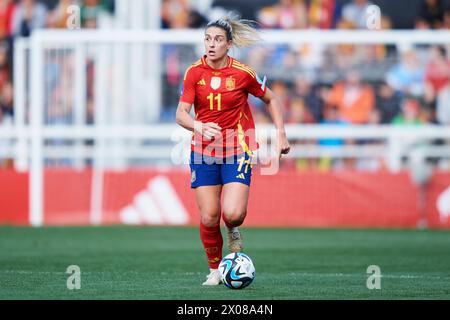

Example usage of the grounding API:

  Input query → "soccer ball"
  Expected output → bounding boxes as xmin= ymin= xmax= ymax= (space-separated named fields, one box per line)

xmin=219 ymin=252 xmax=255 ymax=289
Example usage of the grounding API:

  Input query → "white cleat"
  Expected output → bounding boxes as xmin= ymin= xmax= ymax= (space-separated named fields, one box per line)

xmin=202 ymin=269 xmax=222 ymax=286
xmin=227 ymin=227 xmax=243 ymax=253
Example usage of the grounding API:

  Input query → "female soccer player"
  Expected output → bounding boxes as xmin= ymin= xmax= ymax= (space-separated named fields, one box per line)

xmin=176 ymin=15 xmax=290 ymax=285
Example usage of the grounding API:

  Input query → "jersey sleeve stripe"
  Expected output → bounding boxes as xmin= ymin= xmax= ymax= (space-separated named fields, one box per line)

xmin=183 ymin=62 xmax=202 ymax=80
xmin=232 ymin=61 xmax=255 ymax=70
xmin=232 ymin=64 xmax=256 ymax=78
xmin=232 ymin=62 xmax=257 ymax=77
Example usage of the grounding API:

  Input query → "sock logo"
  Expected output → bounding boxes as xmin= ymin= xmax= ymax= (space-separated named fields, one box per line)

xmin=208 ymin=257 xmax=221 ymax=264
xmin=205 ymin=247 xmax=219 ymax=254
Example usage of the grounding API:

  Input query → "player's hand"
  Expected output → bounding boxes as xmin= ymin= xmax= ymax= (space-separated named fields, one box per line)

xmin=194 ymin=121 xmax=222 ymax=140
xmin=278 ymin=131 xmax=290 ymax=159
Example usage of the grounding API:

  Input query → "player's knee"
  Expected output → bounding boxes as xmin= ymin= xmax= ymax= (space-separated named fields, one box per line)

xmin=223 ymin=209 xmax=246 ymax=226
xmin=200 ymin=211 xmax=221 ymax=227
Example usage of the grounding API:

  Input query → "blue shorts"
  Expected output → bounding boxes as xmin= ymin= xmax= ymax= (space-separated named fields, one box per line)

xmin=189 ymin=151 xmax=254 ymax=188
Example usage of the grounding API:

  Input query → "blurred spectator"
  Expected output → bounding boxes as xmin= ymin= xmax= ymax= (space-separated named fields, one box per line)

xmin=188 ymin=9 xmax=208 ymax=28
xmin=256 ymin=6 xmax=277 ymax=28
xmin=392 ymin=97 xmax=424 ymax=125
xmin=380 ymin=14 xmax=394 ymax=30
xmin=257 ymin=0 xmax=308 ymax=29
xmin=375 ymin=15 xmax=397 ymax=63
xmin=292 ymin=77 xmax=324 ymax=123
xmin=436 ymin=84 xmax=450 ymax=125
xmin=318 ymin=106 xmax=347 ymax=146
xmin=327 ymin=18 xmax=358 ymax=71
xmin=250 ymin=107 xmax=270 ymax=125
xmin=355 ymin=110 xmax=384 ymax=171
xmin=425 ymin=45 xmax=450 ymax=125
xmin=161 ymin=0 xmax=190 ymax=29
xmin=375 ymin=81 xmax=401 ymax=124
xmin=316 ymin=106 xmax=348 ymax=171
xmin=277 ymin=0 xmax=308 ymax=29
xmin=341 ymin=0 xmax=373 ymax=29
xmin=0 ymin=0 xmax=15 ymax=38
xmin=0 ymin=80 xmax=13 ymax=118
xmin=81 ymin=0 xmax=110 ymax=29
xmin=390 ymin=97 xmax=427 ymax=165
xmin=161 ymin=0 xmax=208 ymax=29
xmin=308 ymin=0 xmax=339 ymax=29
xmin=270 ymin=80 xmax=291 ymax=121
xmin=386 ymin=48 xmax=425 ymax=96
xmin=296 ymin=43 xmax=326 ymax=73
xmin=165 ymin=46 xmax=181 ymax=86
xmin=0 ymin=41 xmax=9 ymax=89
xmin=0 ymin=78 xmax=13 ymax=167
xmin=287 ymin=97 xmax=314 ymax=123
xmin=424 ymin=46 xmax=450 ymax=96
xmin=415 ymin=17 xmax=431 ymax=29
xmin=248 ymin=94 xmax=270 ymax=124
xmin=47 ymin=0 xmax=78 ymax=29
xmin=327 ymin=70 xmax=375 ymax=124
xmin=264 ymin=44 xmax=292 ymax=69
xmin=325 ymin=69 xmax=375 ymax=170
xmin=246 ymin=46 xmax=268 ymax=70
xmin=0 ymin=106 xmax=13 ymax=168
xmin=443 ymin=7 xmax=450 ymax=28
xmin=11 ymin=0 xmax=47 ymax=37
xmin=368 ymin=108 xmax=381 ymax=125
xmin=416 ymin=0 xmax=445 ymax=29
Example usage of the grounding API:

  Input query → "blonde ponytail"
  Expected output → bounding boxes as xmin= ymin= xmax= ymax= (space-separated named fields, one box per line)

xmin=226 ymin=17 xmax=261 ymax=47
xmin=206 ymin=13 xmax=262 ymax=48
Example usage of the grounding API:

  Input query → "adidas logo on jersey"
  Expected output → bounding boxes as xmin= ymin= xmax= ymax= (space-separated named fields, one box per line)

xmin=197 ymin=79 xmax=206 ymax=86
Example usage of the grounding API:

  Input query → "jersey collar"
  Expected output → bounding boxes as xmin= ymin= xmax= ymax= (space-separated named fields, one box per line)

xmin=202 ymin=55 xmax=234 ymax=70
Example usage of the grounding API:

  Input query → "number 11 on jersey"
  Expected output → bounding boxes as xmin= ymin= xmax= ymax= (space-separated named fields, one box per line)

xmin=207 ymin=93 xmax=221 ymax=111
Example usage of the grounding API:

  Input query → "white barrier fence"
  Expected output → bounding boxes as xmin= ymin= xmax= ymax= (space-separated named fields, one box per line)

xmin=2 ymin=123 xmax=450 ymax=161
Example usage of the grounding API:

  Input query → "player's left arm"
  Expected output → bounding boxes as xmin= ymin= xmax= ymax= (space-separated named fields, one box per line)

xmin=260 ymin=88 xmax=291 ymax=158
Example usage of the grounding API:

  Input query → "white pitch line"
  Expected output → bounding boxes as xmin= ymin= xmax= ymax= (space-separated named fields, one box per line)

xmin=283 ymin=272 xmax=450 ymax=280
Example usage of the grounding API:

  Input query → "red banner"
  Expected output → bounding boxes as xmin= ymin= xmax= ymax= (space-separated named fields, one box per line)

xmin=0 ymin=168 xmax=449 ymax=228
xmin=425 ymin=172 xmax=450 ymax=228
xmin=0 ymin=170 xmax=28 ymax=225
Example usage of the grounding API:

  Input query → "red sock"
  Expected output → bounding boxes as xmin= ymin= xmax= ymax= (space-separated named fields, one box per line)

xmin=199 ymin=222 xmax=223 ymax=269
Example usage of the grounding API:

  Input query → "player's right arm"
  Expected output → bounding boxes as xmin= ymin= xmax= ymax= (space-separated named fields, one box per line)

xmin=175 ymin=66 xmax=221 ymax=140
xmin=176 ymin=102 xmax=222 ymax=140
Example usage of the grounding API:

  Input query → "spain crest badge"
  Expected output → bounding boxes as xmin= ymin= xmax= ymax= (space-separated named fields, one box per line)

xmin=226 ymin=77 xmax=235 ymax=91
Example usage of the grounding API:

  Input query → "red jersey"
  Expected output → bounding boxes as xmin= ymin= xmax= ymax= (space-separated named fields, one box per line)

xmin=180 ymin=55 xmax=267 ymax=157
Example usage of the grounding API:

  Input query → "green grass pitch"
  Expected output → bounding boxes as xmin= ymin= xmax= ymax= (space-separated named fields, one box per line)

xmin=0 ymin=226 xmax=449 ymax=299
